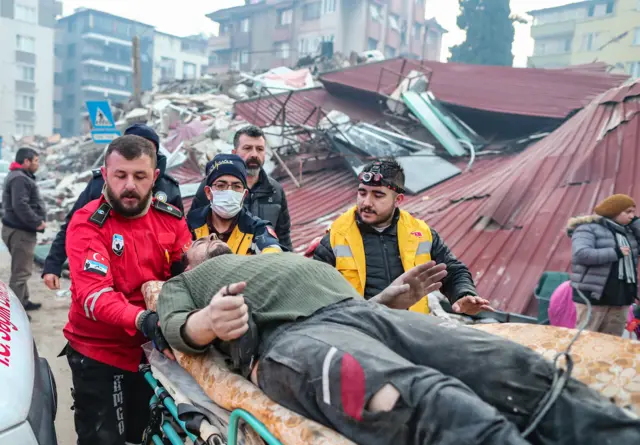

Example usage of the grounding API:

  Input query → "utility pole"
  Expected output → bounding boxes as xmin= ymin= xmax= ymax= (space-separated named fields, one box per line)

xmin=132 ymin=36 xmax=142 ymax=108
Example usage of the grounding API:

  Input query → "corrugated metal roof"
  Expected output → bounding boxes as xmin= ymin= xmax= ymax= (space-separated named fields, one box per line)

xmin=283 ymin=79 xmax=640 ymax=316
xmin=234 ymin=87 xmax=386 ymax=127
xmin=318 ymin=58 xmax=629 ymax=119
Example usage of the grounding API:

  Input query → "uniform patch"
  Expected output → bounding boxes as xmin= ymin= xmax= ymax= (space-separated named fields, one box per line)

xmin=84 ymin=259 xmax=108 ymax=276
xmin=89 ymin=202 xmax=112 ymax=227
xmin=410 ymin=231 xmax=423 ymax=238
xmin=112 ymin=234 xmax=124 ymax=256
xmin=266 ymin=226 xmax=278 ymax=240
xmin=155 ymin=191 xmax=168 ymax=203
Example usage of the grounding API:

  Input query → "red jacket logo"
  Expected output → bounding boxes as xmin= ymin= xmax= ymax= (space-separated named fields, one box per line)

xmin=411 ymin=231 xmax=423 ymax=238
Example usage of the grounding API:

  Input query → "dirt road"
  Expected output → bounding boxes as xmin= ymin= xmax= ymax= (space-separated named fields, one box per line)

xmin=0 ymin=251 xmax=76 ymax=445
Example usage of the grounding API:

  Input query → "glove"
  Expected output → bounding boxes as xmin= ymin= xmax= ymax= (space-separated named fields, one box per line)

xmin=138 ymin=311 xmax=171 ymax=356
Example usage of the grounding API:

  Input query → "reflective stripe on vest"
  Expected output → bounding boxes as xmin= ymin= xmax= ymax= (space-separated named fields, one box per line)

xmin=193 ymin=224 xmax=254 ymax=255
xmin=329 ymin=207 xmax=433 ymax=314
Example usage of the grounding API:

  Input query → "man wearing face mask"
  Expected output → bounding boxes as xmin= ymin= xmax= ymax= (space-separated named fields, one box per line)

xmin=186 ymin=154 xmax=282 ymax=255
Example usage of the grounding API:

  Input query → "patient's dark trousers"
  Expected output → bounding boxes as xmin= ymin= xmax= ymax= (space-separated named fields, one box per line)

xmin=257 ymin=300 xmax=640 ymax=445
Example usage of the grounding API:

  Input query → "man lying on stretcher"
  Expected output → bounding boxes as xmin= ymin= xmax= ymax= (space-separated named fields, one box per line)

xmin=156 ymin=237 xmax=640 ymax=445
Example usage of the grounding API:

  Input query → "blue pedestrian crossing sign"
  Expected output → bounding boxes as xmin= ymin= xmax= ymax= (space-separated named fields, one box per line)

xmin=86 ymin=101 xmax=120 ymax=144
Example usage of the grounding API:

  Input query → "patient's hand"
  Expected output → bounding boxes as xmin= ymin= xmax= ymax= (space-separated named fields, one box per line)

xmin=207 ymin=282 xmax=250 ymax=341
xmin=372 ymin=262 xmax=447 ymax=310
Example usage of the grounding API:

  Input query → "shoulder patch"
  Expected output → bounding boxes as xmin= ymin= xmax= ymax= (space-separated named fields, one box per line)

xmin=92 ymin=169 xmax=102 ymax=179
xmin=88 ymin=202 xmax=112 ymax=227
xmin=153 ymin=199 xmax=183 ymax=219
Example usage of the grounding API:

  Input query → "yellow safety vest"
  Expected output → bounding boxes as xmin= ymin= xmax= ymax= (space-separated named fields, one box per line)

xmin=329 ymin=207 xmax=434 ymax=314
xmin=192 ymin=224 xmax=280 ymax=255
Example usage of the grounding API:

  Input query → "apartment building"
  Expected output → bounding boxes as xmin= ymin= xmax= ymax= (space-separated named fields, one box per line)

xmin=207 ymin=0 xmax=445 ymax=73
xmin=55 ymin=9 xmax=155 ymax=136
xmin=528 ymin=0 xmax=640 ymax=76
xmin=153 ymin=32 xmax=209 ymax=85
xmin=0 ymin=0 xmax=59 ymax=139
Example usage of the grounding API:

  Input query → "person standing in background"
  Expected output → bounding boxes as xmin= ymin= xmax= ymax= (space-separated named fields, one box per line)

xmin=568 ymin=194 xmax=640 ymax=335
xmin=1 ymin=147 xmax=46 ymax=312
xmin=193 ymin=126 xmax=293 ymax=251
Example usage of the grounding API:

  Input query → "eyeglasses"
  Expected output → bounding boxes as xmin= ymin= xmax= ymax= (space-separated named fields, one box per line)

xmin=211 ymin=182 xmax=245 ymax=193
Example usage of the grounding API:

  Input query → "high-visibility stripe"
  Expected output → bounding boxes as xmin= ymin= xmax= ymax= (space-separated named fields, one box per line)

xmin=417 ymin=240 xmax=432 ymax=255
xmin=83 ymin=287 xmax=113 ymax=320
xmin=333 ymin=245 xmax=353 ymax=258
xmin=322 ymin=346 xmax=338 ymax=405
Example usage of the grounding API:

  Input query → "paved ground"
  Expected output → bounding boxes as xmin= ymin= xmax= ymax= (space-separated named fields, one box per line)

xmin=0 ymin=250 xmax=76 ymax=445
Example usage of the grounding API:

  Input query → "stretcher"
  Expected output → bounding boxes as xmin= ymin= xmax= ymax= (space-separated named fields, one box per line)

xmin=142 ymin=281 xmax=640 ymax=444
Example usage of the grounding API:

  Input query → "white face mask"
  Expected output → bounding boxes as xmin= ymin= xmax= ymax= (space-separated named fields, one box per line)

xmin=210 ymin=189 xmax=245 ymax=219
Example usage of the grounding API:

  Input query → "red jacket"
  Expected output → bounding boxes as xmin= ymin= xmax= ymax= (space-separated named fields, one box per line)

xmin=63 ymin=197 xmax=192 ymax=372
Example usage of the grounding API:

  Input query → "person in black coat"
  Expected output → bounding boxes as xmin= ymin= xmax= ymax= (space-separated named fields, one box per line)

xmin=191 ymin=126 xmax=293 ymax=251
xmin=42 ymin=124 xmax=183 ymax=290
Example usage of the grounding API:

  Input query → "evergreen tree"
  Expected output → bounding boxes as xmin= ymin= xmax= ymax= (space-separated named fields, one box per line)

xmin=449 ymin=0 xmax=517 ymax=66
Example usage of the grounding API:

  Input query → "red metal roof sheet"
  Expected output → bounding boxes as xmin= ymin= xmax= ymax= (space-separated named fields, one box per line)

xmin=283 ymin=79 xmax=640 ymax=316
xmin=234 ymin=87 xmax=386 ymax=127
xmin=318 ymin=58 xmax=629 ymax=119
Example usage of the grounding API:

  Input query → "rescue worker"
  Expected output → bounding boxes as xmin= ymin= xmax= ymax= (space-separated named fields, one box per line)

xmin=62 ymin=134 xmax=192 ymax=445
xmin=186 ymin=153 xmax=282 ymax=255
xmin=313 ymin=159 xmax=492 ymax=316
xmin=42 ymin=123 xmax=183 ymax=291
xmin=192 ymin=126 xmax=293 ymax=251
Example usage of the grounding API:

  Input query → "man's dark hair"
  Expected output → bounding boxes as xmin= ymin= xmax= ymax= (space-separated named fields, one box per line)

xmin=15 ymin=147 xmax=38 ymax=164
xmin=233 ymin=125 xmax=265 ymax=149
xmin=105 ymin=135 xmax=157 ymax=168
xmin=362 ymin=159 xmax=405 ymax=188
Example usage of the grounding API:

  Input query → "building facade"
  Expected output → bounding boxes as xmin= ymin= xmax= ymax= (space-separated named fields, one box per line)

xmin=0 ymin=0 xmax=59 ymax=139
xmin=207 ymin=0 xmax=445 ymax=73
xmin=528 ymin=0 xmax=640 ymax=76
xmin=153 ymin=32 xmax=209 ymax=85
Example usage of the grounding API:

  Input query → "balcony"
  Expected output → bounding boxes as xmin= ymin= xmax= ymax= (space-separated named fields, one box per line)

xmin=386 ymin=28 xmax=401 ymax=49
xmin=209 ymin=34 xmax=231 ymax=51
xmin=230 ymin=31 xmax=251 ymax=49
xmin=527 ymin=53 xmax=572 ymax=68
xmin=414 ymin=4 xmax=425 ymax=23
xmin=389 ymin=0 xmax=403 ymax=15
xmin=368 ymin=18 xmax=383 ymax=41
xmin=273 ymin=26 xmax=292 ymax=43
xmin=81 ymin=53 xmax=133 ymax=71
xmin=81 ymin=78 xmax=132 ymax=92
xmin=531 ymin=20 xmax=576 ymax=39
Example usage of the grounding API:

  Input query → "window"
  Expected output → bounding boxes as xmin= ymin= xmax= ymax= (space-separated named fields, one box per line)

xmin=322 ymin=0 xmax=336 ymax=14
xmin=16 ymin=124 xmax=34 ymax=136
xmin=384 ymin=45 xmax=396 ymax=59
xmin=67 ymin=44 xmax=76 ymax=57
xmin=240 ymin=50 xmax=249 ymax=64
xmin=241 ymin=18 xmax=250 ymax=32
xmin=389 ymin=14 xmax=400 ymax=31
xmin=370 ymin=4 xmax=382 ymax=21
xmin=564 ymin=37 xmax=572 ymax=52
xmin=275 ymin=41 xmax=290 ymax=59
xmin=629 ymin=62 xmax=640 ymax=78
xmin=303 ymin=2 xmax=322 ymax=21
xmin=16 ymin=94 xmax=35 ymax=111
xmin=426 ymin=30 xmax=438 ymax=44
xmin=15 ymin=4 xmax=37 ymax=23
xmin=582 ymin=32 xmax=599 ymax=51
xmin=16 ymin=35 xmax=35 ymax=53
xmin=367 ymin=38 xmax=378 ymax=51
xmin=64 ymin=94 xmax=75 ymax=107
xmin=278 ymin=9 xmax=293 ymax=25
xmin=606 ymin=1 xmax=614 ymax=14
xmin=17 ymin=65 xmax=35 ymax=82
xmin=589 ymin=2 xmax=614 ymax=17
xmin=183 ymin=62 xmax=196 ymax=80
xmin=159 ymin=57 xmax=176 ymax=81
xmin=634 ymin=28 xmax=640 ymax=46
xmin=413 ymin=23 xmax=421 ymax=40
xmin=66 ymin=69 xmax=75 ymax=82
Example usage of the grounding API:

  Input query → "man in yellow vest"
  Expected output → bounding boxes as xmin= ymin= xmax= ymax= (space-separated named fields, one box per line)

xmin=313 ymin=159 xmax=492 ymax=315
xmin=186 ymin=154 xmax=282 ymax=255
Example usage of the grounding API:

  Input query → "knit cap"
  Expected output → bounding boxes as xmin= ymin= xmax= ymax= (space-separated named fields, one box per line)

xmin=594 ymin=194 xmax=636 ymax=218
xmin=206 ymin=154 xmax=248 ymax=189
xmin=124 ymin=124 xmax=160 ymax=151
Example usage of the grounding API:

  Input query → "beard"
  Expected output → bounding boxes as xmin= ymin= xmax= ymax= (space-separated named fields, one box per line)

xmin=358 ymin=205 xmax=395 ymax=227
xmin=206 ymin=241 xmax=233 ymax=260
xmin=245 ymin=156 xmax=262 ymax=177
xmin=105 ymin=184 xmax=153 ymax=218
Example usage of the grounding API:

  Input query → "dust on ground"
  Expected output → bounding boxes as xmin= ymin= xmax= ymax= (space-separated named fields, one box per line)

xmin=0 ymin=251 xmax=76 ymax=445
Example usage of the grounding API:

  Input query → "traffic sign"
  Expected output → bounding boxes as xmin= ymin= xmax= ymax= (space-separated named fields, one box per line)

xmin=86 ymin=101 xmax=120 ymax=144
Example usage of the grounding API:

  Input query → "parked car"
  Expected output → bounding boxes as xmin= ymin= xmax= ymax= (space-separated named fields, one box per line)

xmin=0 ymin=160 xmax=9 ymax=217
xmin=0 ymin=280 xmax=58 ymax=444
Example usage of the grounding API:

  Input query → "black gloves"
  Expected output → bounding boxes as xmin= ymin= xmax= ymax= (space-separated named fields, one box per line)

xmin=138 ymin=310 xmax=171 ymax=355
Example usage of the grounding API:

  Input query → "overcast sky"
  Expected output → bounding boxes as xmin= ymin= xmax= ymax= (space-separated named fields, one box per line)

xmin=62 ymin=0 xmax=576 ymax=66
